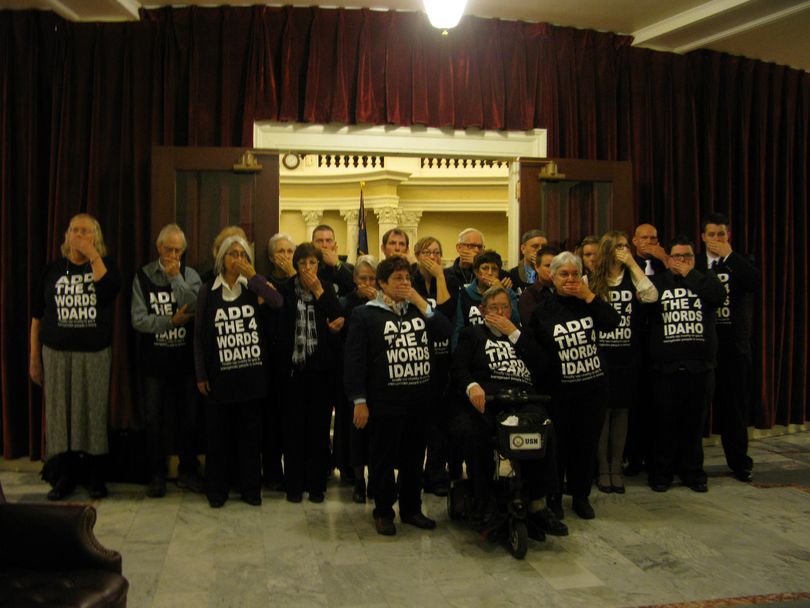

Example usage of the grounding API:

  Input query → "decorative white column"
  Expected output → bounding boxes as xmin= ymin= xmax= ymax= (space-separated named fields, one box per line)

xmin=397 ymin=210 xmax=423 ymax=251
xmin=374 ymin=206 xmax=399 ymax=255
xmin=340 ymin=209 xmax=360 ymax=264
xmin=301 ymin=210 xmax=323 ymax=242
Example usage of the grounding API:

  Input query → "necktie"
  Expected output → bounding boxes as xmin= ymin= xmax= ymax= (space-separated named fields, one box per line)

xmin=710 ymin=259 xmax=718 ymax=271
xmin=645 ymin=259 xmax=654 ymax=276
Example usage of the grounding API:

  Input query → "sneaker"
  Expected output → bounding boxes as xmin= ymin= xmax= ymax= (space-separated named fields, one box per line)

xmin=177 ymin=472 xmax=204 ymax=493
xmin=374 ymin=515 xmax=396 ymax=536
xmin=400 ymin=511 xmax=436 ymax=530
xmin=146 ymin=476 xmax=167 ymax=498
xmin=572 ymin=497 xmax=595 ymax=520
xmin=530 ymin=507 xmax=569 ymax=536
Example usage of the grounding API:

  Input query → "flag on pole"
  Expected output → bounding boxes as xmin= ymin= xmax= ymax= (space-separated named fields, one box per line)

xmin=357 ymin=182 xmax=368 ymax=256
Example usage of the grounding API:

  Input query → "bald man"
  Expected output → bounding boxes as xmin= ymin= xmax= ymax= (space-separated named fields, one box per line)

xmin=632 ymin=224 xmax=669 ymax=276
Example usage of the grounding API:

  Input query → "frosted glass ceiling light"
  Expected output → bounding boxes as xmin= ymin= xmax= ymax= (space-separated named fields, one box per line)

xmin=423 ymin=0 xmax=467 ymax=32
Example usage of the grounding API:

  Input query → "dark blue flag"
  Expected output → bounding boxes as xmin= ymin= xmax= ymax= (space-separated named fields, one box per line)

xmin=357 ymin=187 xmax=368 ymax=256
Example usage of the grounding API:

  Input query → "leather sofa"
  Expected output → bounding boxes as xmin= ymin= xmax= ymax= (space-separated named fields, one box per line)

xmin=0 ymin=481 xmax=129 ymax=607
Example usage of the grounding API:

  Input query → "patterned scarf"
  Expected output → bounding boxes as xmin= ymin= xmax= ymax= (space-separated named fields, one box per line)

xmin=292 ymin=279 xmax=318 ymax=367
xmin=379 ymin=292 xmax=408 ymax=316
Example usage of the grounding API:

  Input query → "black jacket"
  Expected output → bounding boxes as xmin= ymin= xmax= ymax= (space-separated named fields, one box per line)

xmin=695 ymin=251 xmax=759 ymax=355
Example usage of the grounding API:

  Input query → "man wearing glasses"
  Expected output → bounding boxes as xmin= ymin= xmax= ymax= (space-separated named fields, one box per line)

xmin=646 ymin=236 xmax=725 ymax=494
xmin=452 ymin=228 xmax=486 ymax=286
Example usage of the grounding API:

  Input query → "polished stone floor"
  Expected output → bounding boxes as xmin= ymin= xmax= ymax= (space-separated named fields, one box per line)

xmin=3 ymin=431 xmax=810 ymax=608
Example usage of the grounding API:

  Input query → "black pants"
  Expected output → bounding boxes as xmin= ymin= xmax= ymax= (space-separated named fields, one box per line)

xmin=205 ymin=399 xmax=262 ymax=501
xmin=450 ymin=403 xmax=558 ymax=506
xmin=282 ymin=370 xmax=333 ymax=496
xmin=368 ymin=404 xmax=427 ymax=519
xmin=651 ymin=369 xmax=711 ymax=486
xmin=142 ymin=371 xmax=199 ymax=478
xmin=712 ymin=346 xmax=753 ymax=473
xmin=550 ymin=388 xmax=607 ymax=499
xmin=261 ymin=374 xmax=286 ymax=485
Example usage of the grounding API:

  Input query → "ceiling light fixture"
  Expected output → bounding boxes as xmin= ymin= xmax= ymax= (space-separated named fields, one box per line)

xmin=423 ymin=0 xmax=467 ymax=33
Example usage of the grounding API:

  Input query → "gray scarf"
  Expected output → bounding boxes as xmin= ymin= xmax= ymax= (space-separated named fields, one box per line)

xmin=292 ymin=279 xmax=318 ymax=367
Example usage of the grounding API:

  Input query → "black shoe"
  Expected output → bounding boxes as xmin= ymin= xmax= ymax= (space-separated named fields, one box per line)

xmin=572 ymin=497 xmax=595 ymax=520
xmin=309 ymin=492 xmax=325 ymax=504
xmin=208 ymin=496 xmax=226 ymax=508
xmin=47 ymin=477 xmax=75 ymax=501
xmin=88 ymin=483 xmax=108 ymax=500
xmin=612 ymin=484 xmax=626 ymax=494
xmin=623 ymin=462 xmax=644 ymax=477
xmin=177 ymin=472 xmax=204 ymax=493
xmin=530 ymin=507 xmax=569 ymax=536
xmin=375 ymin=515 xmax=396 ymax=536
xmin=733 ymin=470 xmax=752 ymax=483
xmin=688 ymin=481 xmax=708 ymax=493
xmin=527 ymin=519 xmax=546 ymax=542
xmin=546 ymin=494 xmax=564 ymax=520
xmin=423 ymin=479 xmax=450 ymax=497
xmin=286 ymin=492 xmax=303 ymax=503
xmin=650 ymin=482 xmax=670 ymax=493
xmin=596 ymin=482 xmax=613 ymax=494
xmin=352 ymin=481 xmax=367 ymax=504
xmin=147 ymin=476 xmax=167 ymax=498
xmin=242 ymin=494 xmax=262 ymax=506
xmin=401 ymin=511 xmax=436 ymax=530
xmin=263 ymin=479 xmax=285 ymax=492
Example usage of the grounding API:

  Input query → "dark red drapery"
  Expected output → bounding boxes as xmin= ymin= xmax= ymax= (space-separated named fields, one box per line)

xmin=1 ymin=6 xmax=807 ymax=458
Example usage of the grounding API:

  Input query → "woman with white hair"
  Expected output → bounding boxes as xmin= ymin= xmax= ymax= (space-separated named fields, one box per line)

xmin=194 ymin=232 xmax=283 ymax=508
xmin=527 ymin=251 xmax=619 ymax=521
xmin=30 ymin=213 xmax=121 ymax=500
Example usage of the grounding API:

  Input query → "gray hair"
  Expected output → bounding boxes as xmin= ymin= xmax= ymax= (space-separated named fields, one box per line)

xmin=549 ymin=251 xmax=583 ymax=277
xmin=521 ymin=229 xmax=546 ymax=244
xmin=215 ymin=235 xmax=254 ymax=275
xmin=457 ymin=227 xmax=484 ymax=244
xmin=481 ymin=286 xmax=510 ymax=307
xmin=267 ymin=232 xmax=295 ymax=256
xmin=354 ymin=254 xmax=378 ymax=275
xmin=156 ymin=223 xmax=187 ymax=251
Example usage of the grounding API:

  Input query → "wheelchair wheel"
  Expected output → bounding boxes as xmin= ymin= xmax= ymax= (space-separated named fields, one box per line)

xmin=508 ymin=518 xmax=528 ymax=559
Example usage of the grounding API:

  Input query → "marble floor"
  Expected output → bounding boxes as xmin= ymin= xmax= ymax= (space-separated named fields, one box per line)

xmin=3 ymin=431 xmax=810 ymax=608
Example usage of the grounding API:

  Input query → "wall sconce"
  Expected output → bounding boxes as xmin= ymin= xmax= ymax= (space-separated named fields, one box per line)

xmin=423 ymin=0 xmax=467 ymax=34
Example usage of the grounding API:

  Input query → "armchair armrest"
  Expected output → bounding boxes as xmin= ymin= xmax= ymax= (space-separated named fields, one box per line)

xmin=0 ymin=504 xmax=122 ymax=574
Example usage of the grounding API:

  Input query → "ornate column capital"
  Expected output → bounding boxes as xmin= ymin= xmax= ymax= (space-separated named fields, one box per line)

xmin=301 ymin=210 xmax=323 ymax=227
xmin=340 ymin=209 xmax=359 ymax=223
xmin=397 ymin=210 xmax=423 ymax=228
xmin=374 ymin=206 xmax=399 ymax=225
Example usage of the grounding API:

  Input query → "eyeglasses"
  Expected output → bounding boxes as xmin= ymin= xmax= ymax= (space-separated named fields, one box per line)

xmin=419 ymin=249 xmax=442 ymax=257
xmin=556 ymin=270 xmax=581 ymax=279
xmin=670 ymin=254 xmax=694 ymax=260
xmin=460 ymin=243 xmax=484 ymax=251
xmin=356 ymin=275 xmax=376 ymax=283
xmin=226 ymin=250 xmax=249 ymax=260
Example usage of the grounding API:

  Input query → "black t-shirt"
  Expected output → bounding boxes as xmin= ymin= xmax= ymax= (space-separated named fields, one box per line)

xmin=529 ymin=293 xmax=620 ymax=394
xmin=647 ymin=269 xmax=726 ymax=372
xmin=598 ymin=271 xmax=643 ymax=369
xmin=34 ymin=257 xmax=121 ymax=352
xmin=199 ymin=284 xmax=268 ymax=405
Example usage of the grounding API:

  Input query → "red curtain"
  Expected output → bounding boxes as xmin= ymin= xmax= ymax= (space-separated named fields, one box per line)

xmin=1 ymin=6 xmax=808 ymax=458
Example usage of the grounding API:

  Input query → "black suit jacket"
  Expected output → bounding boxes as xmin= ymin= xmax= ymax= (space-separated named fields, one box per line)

xmin=696 ymin=251 xmax=759 ymax=355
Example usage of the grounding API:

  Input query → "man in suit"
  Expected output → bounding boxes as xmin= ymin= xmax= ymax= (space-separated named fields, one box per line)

xmin=697 ymin=212 xmax=760 ymax=482
xmin=624 ymin=223 xmax=668 ymax=477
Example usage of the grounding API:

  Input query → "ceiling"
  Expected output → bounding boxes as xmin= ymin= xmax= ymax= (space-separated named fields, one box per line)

xmin=4 ymin=0 xmax=810 ymax=72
